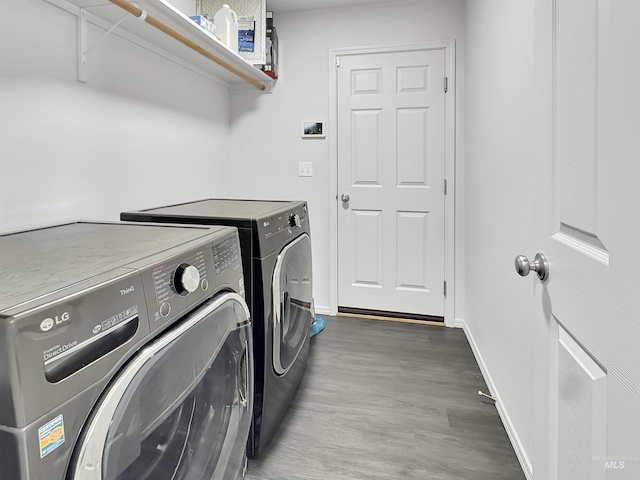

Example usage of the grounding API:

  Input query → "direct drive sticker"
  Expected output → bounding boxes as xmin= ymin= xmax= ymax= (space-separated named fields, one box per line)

xmin=38 ymin=414 xmax=65 ymax=458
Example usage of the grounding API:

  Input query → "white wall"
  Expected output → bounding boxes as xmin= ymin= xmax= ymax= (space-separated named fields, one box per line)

xmin=227 ymin=0 xmax=466 ymax=315
xmin=464 ymin=0 xmax=536 ymax=473
xmin=0 ymin=0 xmax=230 ymax=232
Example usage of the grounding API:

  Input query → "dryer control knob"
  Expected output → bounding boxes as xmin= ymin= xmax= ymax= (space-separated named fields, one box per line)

xmin=174 ymin=263 xmax=200 ymax=296
xmin=289 ymin=213 xmax=301 ymax=228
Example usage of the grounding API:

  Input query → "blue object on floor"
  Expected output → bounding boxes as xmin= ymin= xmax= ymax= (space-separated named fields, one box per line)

xmin=310 ymin=316 xmax=327 ymax=337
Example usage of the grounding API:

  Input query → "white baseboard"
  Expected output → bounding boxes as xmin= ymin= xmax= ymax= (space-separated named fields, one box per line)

xmin=458 ymin=319 xmax=533 ymax=480
xmin=314 ymin=305 xmax=331 ymax=316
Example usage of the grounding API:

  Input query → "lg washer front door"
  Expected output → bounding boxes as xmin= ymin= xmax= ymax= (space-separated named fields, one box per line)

xmin=69 ymin=293 xmax=253 ymax=480
xmin=272 ymin=234 xmax=313 ymax=376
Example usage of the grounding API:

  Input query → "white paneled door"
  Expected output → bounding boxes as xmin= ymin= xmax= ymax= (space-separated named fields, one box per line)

xmin=532 ymin=0 xmax=640 ymax=478
xmin=337 ymin=49 xmax=446 ymax=317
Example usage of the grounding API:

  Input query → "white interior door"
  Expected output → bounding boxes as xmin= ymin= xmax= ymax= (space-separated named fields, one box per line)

xmin=532 ymin=1 xmax=640 ymax=478
xmin=336 ymin=48 xmax=446 ymax=317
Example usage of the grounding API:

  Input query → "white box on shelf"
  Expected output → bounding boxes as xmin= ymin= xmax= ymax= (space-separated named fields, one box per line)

xmin=189 ymin=15 xmax=217 ymax=37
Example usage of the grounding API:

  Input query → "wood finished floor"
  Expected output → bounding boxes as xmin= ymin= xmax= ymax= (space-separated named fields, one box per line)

xmin=245 ymin=315 xmax=526 ymax=480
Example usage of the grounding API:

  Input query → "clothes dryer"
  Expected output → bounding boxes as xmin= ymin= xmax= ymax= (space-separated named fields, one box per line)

xmin=0 ymin=222 xmax=253 ymax=480
xmin=122 ymin=199 xmax=312 ymax=457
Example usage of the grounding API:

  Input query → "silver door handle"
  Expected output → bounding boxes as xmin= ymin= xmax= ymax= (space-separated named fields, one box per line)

xmin=515 ymin=253 xmax=549 ymax=281
xmin=341 ymin=193 xmax=350 ymax=202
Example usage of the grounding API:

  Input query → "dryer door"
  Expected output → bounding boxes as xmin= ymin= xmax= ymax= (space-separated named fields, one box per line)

xmin=272 ymin=233 xmax=313 ymax=376
xmin=69 ymin=292 xmax=253 ymax=480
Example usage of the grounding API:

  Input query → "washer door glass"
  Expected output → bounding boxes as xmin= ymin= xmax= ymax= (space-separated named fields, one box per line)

xmin=272 ymin=233 xmax=312 ymax=375
xmin=70 ymin=292 xmax=253 ymax=480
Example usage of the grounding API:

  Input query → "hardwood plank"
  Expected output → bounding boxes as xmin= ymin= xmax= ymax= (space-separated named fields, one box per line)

xmin=245 ymin=316 xmax=525 ymax=480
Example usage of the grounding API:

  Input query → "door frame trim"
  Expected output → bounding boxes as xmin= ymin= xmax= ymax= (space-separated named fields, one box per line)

xmin=328 ymin=40 xmax=457 ymax=326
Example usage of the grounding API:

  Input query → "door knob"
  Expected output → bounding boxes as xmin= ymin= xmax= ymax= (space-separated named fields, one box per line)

xmin=341 ymin=193 xmax=350 ymax=202
xmin=515 ymin=253 xmax=549 ymax=281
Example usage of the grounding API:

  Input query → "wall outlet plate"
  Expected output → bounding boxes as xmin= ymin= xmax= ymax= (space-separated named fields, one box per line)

xmin=298 ymin=162 xmax=313 ymax=177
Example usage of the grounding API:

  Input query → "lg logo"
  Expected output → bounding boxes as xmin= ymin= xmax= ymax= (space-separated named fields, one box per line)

xmin=40 ymin=312 xmax=70 ymax=332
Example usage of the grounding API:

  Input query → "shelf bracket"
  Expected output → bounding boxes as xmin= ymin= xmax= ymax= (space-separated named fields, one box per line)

xmin=77 ymin=9 xmax=87 ymax=82
xmin=76 ymin=6 xmax=133 ymax=83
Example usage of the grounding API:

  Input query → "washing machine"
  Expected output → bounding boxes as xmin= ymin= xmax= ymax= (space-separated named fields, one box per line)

xmin=121 ymin=199 xmax=312 ymax=457
xmin=0 ymin=221 xmax=253 ymax=480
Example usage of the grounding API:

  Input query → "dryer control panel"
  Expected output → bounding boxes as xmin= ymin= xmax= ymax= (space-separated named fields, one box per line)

xmin=255 ymin=202 xmax=309 ymax=258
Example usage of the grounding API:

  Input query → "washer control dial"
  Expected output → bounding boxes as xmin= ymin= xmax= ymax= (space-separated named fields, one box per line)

xmin=174 ymin=263 xmax=200 ymax=296
xmin=289 ymin=213 xmax=301 ymax=228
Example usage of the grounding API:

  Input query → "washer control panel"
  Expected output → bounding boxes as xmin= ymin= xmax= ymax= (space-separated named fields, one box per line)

xmin=148 ymin=248 xmax=209 ymax=326
xmin=143 ymin=229 xmax=242 ymax=331
xmin=212 ymin=235 xmax=240 ymax=274
xmin=174 ymin=263 xmax=201 ymax=296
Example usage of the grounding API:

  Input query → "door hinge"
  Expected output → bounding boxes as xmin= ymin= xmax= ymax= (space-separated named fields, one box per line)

xmin=444 ymin=76 xmax=448 ymax=93
xmin=444 ymin=280 xmax=448 ymax=297
xmin=444 ymin=179 xmax=448 ymax=195
xmin=336 ymin=57 xmax=340 ymax=67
